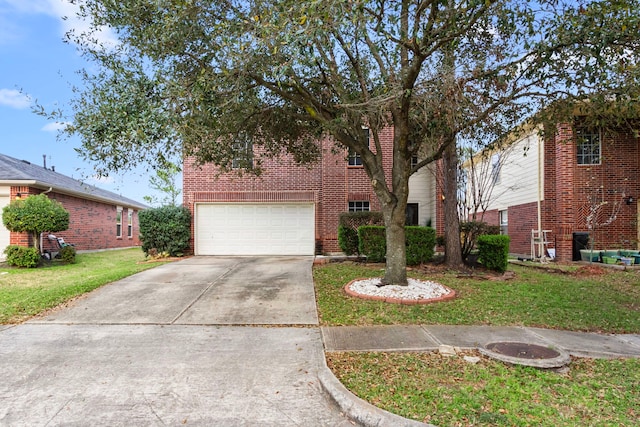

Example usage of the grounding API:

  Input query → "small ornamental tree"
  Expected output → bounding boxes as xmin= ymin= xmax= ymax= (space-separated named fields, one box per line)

xmin=2 ymin=194 xmax=70 ymax=254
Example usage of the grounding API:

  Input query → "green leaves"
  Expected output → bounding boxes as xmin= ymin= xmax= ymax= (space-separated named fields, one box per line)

xmin=2 ymin=194 xmax=69 ymax=236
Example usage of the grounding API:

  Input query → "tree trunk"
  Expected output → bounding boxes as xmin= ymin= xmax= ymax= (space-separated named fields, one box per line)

xmin=31 ymin=232 xmax=41 ymax=254
xmin=381 ymin=202 xmax=408 ymax=286
xmin=443 ymin=139 xmax=463 ymax=268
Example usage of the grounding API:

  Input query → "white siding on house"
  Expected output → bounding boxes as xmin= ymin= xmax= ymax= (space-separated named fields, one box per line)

xmin=408 ymin=165 xmax=437 ymax=227
xmin=0 ymin=187 xmax=10 ymax=260
xmin=471 ymin=130 xmax=543 ymax=212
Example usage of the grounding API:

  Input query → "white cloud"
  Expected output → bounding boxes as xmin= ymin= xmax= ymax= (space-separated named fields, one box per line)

xmin=41 ymin=121 xmax=70 ymax=132
xmin=0 ymin=88 xmax=32 ymax=109
xmin=1 ymin=0 xmax=118 ymax=48
xmin=87 ymin=174 xmax=114 ymax=185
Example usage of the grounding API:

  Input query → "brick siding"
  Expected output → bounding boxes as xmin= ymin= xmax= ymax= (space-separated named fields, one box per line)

xmin=435 ymin=121 xmax=639 ymax=262
xmin=183 ymin=128 xmax=395 ymax=254
xmin=8 ymin=187 xmax=141 ymax=252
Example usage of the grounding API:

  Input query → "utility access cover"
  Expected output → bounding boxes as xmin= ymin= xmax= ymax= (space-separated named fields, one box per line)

xmin=479 ymin=342 xmax=571 ymax=368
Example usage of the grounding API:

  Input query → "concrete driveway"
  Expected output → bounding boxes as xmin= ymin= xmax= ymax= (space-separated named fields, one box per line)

xmin=0 ymin=256 xmax=354 ymax=426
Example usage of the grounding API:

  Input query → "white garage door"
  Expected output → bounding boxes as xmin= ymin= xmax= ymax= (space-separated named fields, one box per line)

xmin=195 ymin=203 xmax=315 ymax=255
xmin=0 ymin=192 xmax=10 ymax=260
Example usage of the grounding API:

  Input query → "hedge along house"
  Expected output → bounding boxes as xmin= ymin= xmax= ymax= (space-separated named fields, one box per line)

xmin=183 ymin=127 xmax=438 ymax=256
xmin=0 ymin=153 xmax=146 ymax=260
xmin=457 ymin=116 xmax=640 ymax=262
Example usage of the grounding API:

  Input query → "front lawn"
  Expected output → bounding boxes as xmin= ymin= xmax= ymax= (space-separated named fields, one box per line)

xmin=328 ymin=351 xmax=640 ymax=426
xmin=314 ymin=262 xmax=640 ymax=333
xmin=0 ymin=248 xmax=165 ymax=324
xmin=315 ymin=261 xmax=640 ymax=426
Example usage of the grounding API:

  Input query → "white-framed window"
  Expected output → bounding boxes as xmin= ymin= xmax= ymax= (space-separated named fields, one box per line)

xmin=576 ymin=127 xmax=601 ymax=165
xmin=348 ymin=201 xmax=370 ymax=212
xmin=232 ymin=133 xmax=253 ymax=169
xmin=348 ymin=128 xmax=369 ymax=166
xmin=127 ymin=209 xmax=133 ymax=238
xmin=491 ymin=153 xmax=501 ymax=185
xmin=116 ymin=206 xmax=123 ymax=238
xmin=499 ymin=209 xmax=508 ymax=235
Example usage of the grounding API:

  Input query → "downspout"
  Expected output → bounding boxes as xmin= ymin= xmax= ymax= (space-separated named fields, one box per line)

xmin=537 ymin=136 xmax=544 ymax=260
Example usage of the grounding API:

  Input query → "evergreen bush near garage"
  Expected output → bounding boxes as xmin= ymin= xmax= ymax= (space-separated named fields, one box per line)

xmin=337 ymin=211 xmax=384 ymax=255
xmin=139 ymin=206 xmax=191 ymax=257
xmin=3 ymin=245 xmax=40 ymax=268
xmin=358 ymin=226 xmax=436 ymax=265
xmin=477 ymin=234 xmax=510 ymax=273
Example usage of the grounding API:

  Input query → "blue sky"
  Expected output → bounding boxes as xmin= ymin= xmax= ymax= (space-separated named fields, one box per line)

xmin=0 ymin=0 xmax=171 ymax=204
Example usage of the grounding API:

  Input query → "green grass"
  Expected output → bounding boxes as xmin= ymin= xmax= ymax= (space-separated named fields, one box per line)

xmin=317 ymin=261 xmax=640 ymax=426
xmin=0 ymin=248 xmax=166 ymax=324
xmin=327 ymin=351 xmax=640 ymax=426
xmin=314 ymin=262 xmax=640 ymax=333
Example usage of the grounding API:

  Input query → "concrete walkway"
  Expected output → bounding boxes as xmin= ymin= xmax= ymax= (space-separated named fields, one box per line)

xmin=1 ymin=256 xmax=639 ymax=427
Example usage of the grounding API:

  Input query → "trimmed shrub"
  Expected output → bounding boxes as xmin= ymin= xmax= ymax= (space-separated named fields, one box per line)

xmin=139 ymin=206 xmax=192 ymax=257
xmin=358 ymin=226 xmax=386 ymax=262
xmin=358 ymin=225 xmax=436 ymax=265
xmin=338 ymin=211 xmax=384 ymax=255
xmin=4 ymin=245 xmax=40 ymax=268
xmin=477 ymin=234 xmax=510 ymax=273
xmin=405 ymin=226 xmax=436 ymax=265
xmin=460 ymin=221 xmax=501 ymax=261
xmin=59 ymin=245 xmax=77 ymax=264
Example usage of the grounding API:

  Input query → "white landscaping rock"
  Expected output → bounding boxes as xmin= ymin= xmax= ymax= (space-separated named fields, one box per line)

xmin=438 ymin=344 xmax=458 ymax=357
xmin=463 ymin=356 xmax=481 ymax=364
xmin=347 ymin=277 xmax=452 ymax=300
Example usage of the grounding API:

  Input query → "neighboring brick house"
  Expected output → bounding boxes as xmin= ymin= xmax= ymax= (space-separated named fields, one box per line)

xmin=183 ymin=127 xmax=438 ymax=255
xmin=0 ymin=153 xmax=146 ymax=259
xmin=457 ymin=119 xmax=640 ymax=261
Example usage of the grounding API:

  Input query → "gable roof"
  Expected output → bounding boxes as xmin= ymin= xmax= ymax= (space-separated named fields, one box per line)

xmin=0 ymin=153 xmax=146 ymax=209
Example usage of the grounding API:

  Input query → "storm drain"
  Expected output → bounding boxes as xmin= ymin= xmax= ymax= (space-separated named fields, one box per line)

xmin=479 ymin=342 xmax=571 ymax=368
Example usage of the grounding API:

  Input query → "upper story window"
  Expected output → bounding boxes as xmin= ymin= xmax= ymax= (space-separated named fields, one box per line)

xmin=411 ymin=155 xmax=419 ymax=169
xmin=576 ymin=127 xmax=601 ymax=165
xmin=491 ymin=153 xmax=501 ymax=185
xmin=348 ymin=128 xmax=369 ymax=166
xmin=232 ymin=133 xmax=253 ymax=169
xmin=348 ymin=201 xmax=370 ymax=212
xmin=116 ymin=206 xmax=123 ymax=238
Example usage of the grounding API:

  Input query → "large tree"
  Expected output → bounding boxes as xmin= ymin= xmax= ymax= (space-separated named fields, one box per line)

xmin=58 ymin=0 xmax=639 ymax=284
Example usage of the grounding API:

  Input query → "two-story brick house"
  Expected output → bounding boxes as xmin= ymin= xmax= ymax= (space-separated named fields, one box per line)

xmin=183 ymin=127 xmax=438 ymax=255
xmin=0 ymin=153 xmax=146 ymax=259
xmin=460 ymin=119 xmax=640 ymax=262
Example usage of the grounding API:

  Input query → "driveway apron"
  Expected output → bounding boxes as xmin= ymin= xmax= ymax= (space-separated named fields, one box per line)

xmin=0 ymin=256 xmax=352 ymax=426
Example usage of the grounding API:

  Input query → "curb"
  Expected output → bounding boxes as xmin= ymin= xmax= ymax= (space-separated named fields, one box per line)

xmin=318 ymin=365 xmax=434 ymax=427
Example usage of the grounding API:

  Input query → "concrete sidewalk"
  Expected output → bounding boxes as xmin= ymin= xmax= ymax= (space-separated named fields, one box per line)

xmin=321 ymin=324 xmax=640 ymax=359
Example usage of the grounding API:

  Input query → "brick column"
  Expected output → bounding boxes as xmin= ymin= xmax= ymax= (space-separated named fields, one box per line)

xmin=553 ymin=123 xmax=576 ymax=261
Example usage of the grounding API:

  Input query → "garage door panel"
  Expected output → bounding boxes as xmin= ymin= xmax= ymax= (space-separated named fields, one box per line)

xmin=196 ymin=203 xmax=315 ymax=255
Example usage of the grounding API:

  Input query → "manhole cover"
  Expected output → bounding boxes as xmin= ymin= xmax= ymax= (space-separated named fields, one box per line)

xmin=479 ymin=341 xmax=570 ymax=368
